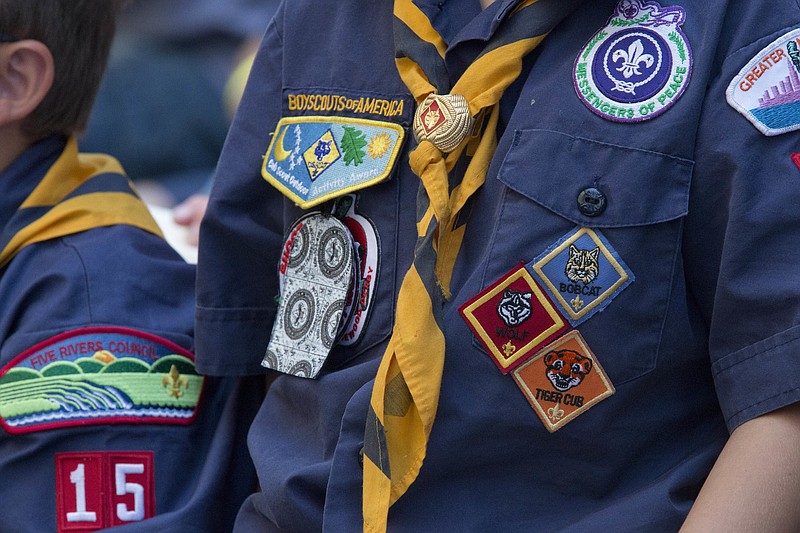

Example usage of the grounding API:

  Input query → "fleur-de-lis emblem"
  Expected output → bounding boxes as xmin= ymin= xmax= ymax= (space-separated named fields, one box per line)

xmin=612 ymin=39 xmax=654 ymax=78
xmin=162 ymin=364 xmax=189 ymax=399
xmin=570 ymin=295 xmax=585 ymax=312
xmin=547 ymin=403 xmax=565 ymax=422
xmin=503 ymin=340 xmax=517 ymax=357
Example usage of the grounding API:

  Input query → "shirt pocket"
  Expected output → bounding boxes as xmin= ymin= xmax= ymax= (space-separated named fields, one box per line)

xmin=478 ymin=128 xmax=694 ymax=385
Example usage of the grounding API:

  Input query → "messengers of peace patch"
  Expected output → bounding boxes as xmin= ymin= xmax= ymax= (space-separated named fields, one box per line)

xmin=262 ymin=116 xmax=405 ymax=209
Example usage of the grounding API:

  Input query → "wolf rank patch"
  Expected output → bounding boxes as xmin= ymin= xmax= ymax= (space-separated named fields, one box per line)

xmin=574 ymin=0 xmax=691 ymax=123
xmin=530 ymin=228 xmax=634 ymax=327
xmin=460 ymin=264 xmax=568 ymax=374
xmin=0 ymin=328 xmax=204 ymax=434
xmin=727 ymin=28 xmax=800 ymax=136
xmin=512 ymin=331 xmax=615 ymax=432
xmin=262 ymin=116 xmax=404 ymax=208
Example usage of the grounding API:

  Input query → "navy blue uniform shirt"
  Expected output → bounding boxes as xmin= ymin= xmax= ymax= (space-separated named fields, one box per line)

xmin=197 ymin=0 xmax=800 ymax=530
xmin=0 ymin=137 xmax=258 ymax=532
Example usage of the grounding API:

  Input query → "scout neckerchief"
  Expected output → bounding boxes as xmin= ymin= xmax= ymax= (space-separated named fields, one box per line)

xmin=363 ymin=0 xmax=582 ymax=530
xmin=0 ymin=137 xmax=164 ymax=268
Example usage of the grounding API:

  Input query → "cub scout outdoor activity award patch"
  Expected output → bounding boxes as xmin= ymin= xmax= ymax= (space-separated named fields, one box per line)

xmin=727 ymin=28 xmax=800 ymax=136
xmin=262 ymin=116 xmax=404 ymax=208
xmin=0 ymin=328 xmax=203 ymax=434
xmin=574 ymin=0 xmax=691 ymax=123
xmin=460 ymin=264 xmax=569 ymax=374
xmin=512 ymin=330 xmax=615 ymax=432
xmin=265 ymin=212 xmax=357 ymax=378
xmin=530 ymin=227 xmax=634 ymax=327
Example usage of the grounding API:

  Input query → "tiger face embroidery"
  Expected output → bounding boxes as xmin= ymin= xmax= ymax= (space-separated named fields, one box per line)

xmin=544 ymin=349 xmax=593 ymax=392
xmin=496 ymin=289 xmax=532 ymax=328
xmin=565 ymin=245 xmax=600 ymax=284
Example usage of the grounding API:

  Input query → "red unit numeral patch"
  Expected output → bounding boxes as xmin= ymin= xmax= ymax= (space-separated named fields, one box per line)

xmin=55 ymin=451 xmax=155 ymax=532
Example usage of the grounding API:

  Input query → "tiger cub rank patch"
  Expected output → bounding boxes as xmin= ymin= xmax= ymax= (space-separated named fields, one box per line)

xmin=262 ymin=116 xmax=405 ymax=209
xmin=574 ymin=0 xmax=691 ymax=123
xmin=727 ymin=28 xmax=800 ymax=136
xmin=460 ymin=264 xmax=568 ymax=374
xmin=0 ymin=328 xmax=203 ymax=434
xmin=512 ymin=331 xmax=615 ymax=432
xmin=529 ymin=227 xmax=634 ymax=327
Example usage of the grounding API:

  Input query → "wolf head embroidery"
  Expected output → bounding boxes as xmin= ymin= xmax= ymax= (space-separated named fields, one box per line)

xmin=496 ymin=289 xmax=532 ymax=328
xmin=565 ymin=245 xmax=600 ymax=284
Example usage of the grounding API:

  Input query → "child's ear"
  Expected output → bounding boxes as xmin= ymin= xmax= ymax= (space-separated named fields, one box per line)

xmin=0 ymin=40 xmax=54 ymax=127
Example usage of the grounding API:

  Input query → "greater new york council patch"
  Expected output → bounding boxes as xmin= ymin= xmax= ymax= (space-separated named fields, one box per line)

xmin=0 ymin=328 xmax=203 ymax=434
xmin=727 ymin=28 xmax=800 ymax=136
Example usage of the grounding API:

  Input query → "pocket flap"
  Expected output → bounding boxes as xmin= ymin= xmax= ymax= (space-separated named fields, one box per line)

xmin=496 ymin=129 xmax=694 ymax=227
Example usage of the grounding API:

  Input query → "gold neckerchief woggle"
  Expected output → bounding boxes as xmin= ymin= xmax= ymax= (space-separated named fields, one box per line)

xmin=363 ymin=0 xmax=584 ymax=530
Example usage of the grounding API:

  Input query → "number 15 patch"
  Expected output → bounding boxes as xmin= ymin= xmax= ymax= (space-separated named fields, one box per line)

xmin=56 ymin=451 xmax=155 ymax=532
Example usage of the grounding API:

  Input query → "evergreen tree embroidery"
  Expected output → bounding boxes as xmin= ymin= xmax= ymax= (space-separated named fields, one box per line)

xmin=341 ymin=126 xmax=368 ymax=166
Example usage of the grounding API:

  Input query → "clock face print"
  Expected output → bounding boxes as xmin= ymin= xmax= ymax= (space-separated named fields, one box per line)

xmin=283 ymin=288 xmax=316 ymax=340
xmin=288 ymin=223 xmax=311 ymax=269
xmin=317 ymin=226 xmax=349 ymax=279
xmin=320 ymin=299 xmax=345 ymax=349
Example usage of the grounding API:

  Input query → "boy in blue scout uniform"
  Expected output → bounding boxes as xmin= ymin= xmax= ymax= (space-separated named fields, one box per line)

xmin=0 ymin=2 xmax=258 ymax=531
xmin=197 ymin=0 xmax=800 ymax=530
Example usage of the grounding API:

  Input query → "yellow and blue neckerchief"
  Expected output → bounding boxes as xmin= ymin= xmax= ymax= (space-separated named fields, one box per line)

xmin=0 ymin=137 xmax=163 ymax=269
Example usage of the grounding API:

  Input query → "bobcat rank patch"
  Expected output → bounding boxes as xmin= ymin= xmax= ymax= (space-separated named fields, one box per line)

xmin=727 ymin=28 xmax=800 ymax=136
xmin=0 ymin=328 xmax=204 ymax=434
xmin=574 ymin=0 xmax=691 ymax=123
xmin=529 ymin=227 xmax=634 ymax=327
xmin=459 ymin=264 xmax=568 ymax=374
xmin=262 ymin=116 xmax=405 ymax=208
xmin=512 ymin=331 xmax=615 ymax=432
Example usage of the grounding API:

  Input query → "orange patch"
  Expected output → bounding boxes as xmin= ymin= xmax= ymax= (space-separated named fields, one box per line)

xmin=512 ymin=330 xmax=614 ymax=432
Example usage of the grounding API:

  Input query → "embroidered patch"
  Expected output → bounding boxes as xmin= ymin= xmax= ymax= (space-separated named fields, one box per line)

xmin=0 ymin=328 xmax=203 ymax=434
xmin=56 ymin=451 xmax=155 ymax=532
xmin=726 ymin=28 xmax=800 ymax=136
xmin=792 ymin=153 xmax=800 ymax=170
xmin=529 ymin=228 xmax=634 ymax=326
xmin=262 ymin=116 xmax=405 ymax=208
xmin=512 ymin=331 xmax=615 ymax=432
xmin=460 ymin=264 xmax=569 ymax=374
xmin=332 ymin=195 xmax=380 ymax=346
xmin=574 ymin=0 xmax=692 ymax=123
xmin=266 ymin=213 xmax=356 ymax=378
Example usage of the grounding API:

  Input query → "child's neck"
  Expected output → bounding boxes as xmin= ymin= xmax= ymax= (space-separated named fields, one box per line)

xmin=0 ymin=125 xmax=33 ymax=175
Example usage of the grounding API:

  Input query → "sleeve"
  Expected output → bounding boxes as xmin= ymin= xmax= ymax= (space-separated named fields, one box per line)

xmin=195 ymin=5 xmax=287 ymax=376
xmin=685 ymin=16 xmax=800 ymax=431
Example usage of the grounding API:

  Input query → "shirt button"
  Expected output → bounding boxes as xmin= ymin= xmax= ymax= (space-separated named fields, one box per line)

xmin=577 ymin=187 xmax=607 ymax=217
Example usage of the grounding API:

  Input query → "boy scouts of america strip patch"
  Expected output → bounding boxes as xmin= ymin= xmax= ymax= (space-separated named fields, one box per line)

xmin=512 ymin=330 xmax=615 ymax=432
xmin=574 ymin=0 xmax=692 ymax=123
xmin=529 ymin=227 xmax=634 ymax=327
xmin=0 ymin=328 xmax=204 ymax=434
xmin=727 ymin=28 xmax=800 ymax=136
xmin=459 ymin=264 xmax=569 ymax=374
xmin=262 ymin=116 xmax=405 ymax=209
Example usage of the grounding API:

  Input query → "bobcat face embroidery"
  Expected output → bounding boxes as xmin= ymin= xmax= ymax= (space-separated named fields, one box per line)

xmin=544 ymin=349 xmax=593 ymax=392
xmin=496 ymin=290 xmax=532 ymax=328
xmin=565 ymin=245 xmax=600 ymax=284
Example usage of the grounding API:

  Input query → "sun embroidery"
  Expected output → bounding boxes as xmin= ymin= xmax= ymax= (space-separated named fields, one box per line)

xmin=367 ymin=132 xmax=392 ymax=159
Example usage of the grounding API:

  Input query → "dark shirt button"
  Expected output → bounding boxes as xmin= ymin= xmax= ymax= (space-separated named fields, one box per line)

xmin=577 ymin=187 xmax=607 ymax=217
xmin=358 ymin=447 xmax=364 ymax=468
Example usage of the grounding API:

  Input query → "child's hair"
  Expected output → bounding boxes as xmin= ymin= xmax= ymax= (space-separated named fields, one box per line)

xmin=0 ymin=0 xmax=125 ymax=140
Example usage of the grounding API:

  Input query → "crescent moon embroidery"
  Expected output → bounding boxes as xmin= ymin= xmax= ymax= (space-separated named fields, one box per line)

xmin=274 ymin=125 xmax=292 ymax=162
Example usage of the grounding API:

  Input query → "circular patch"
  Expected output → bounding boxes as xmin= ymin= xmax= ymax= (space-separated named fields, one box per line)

xmin=321 ymin=299 xmax=345 ymax=349
xmin=317 ymin=226 xmax=349 ymax=279
xmin=573 ymin=0 xmax=691 ymax=123
xmin=287 ymin=222 xmax=311 ymax=269
xmin=283 ymin=288 xmax=316 ymax=340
